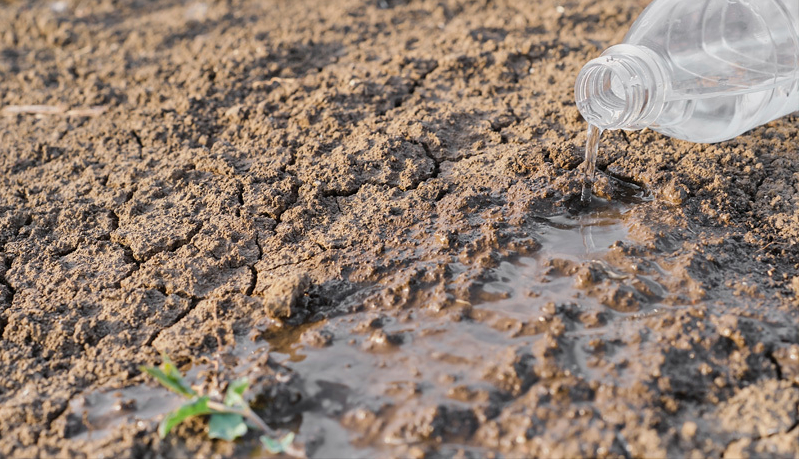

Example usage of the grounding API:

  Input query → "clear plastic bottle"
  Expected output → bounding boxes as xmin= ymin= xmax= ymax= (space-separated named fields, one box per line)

xmin=575 ymin=0 xmax=799 ymax=143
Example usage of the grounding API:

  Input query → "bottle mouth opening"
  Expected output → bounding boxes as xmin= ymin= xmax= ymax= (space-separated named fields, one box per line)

xmin=574 ymin=45 xmax=667 ymax=131
xmin=575 ymin=57 xmax=642 ymax=130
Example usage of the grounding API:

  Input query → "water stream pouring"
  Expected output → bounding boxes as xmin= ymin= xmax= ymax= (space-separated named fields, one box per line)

xmin=575 ymin=0 xmax=799 ymax=204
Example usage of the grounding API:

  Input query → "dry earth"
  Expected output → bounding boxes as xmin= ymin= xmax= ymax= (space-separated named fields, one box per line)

xmin=1 ymin=0 xmax=799 ymax=457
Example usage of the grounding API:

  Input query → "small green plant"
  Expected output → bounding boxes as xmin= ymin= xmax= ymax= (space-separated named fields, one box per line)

xmin=141 ymin=354 xmax=299 ymax=456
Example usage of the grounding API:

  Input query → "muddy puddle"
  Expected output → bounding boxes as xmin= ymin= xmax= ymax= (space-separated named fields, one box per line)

xmin=62 ymin=384 xmax=183 ymax=442
xmin=247 ymin=181 xmax=671 ymax=456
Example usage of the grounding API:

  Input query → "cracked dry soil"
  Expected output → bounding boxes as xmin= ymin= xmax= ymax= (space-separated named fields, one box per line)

xmin=2 ymin=0 xmax=799 ymax=457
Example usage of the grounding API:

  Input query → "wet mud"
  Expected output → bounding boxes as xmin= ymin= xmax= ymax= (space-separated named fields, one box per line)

xmin=1 ymin=0 xmax=799 ymax=457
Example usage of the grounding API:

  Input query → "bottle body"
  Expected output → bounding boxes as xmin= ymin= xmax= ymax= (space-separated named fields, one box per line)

xmin=575 ymin=0 xmax=799 ymax=143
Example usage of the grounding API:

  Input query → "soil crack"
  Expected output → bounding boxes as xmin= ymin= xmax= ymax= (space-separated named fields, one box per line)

xmin=322 ymin=187 xmax=362 ymax=199
xmin=167 ymin=222 xmax=204 ymax=255
xmin=46 ymin=395 xmax=76 ymax=432
xmin=245 ymin=265 xmax=258 ymax=296
xmin=392 ymin=61 xmax=439 ymax=111
xmin=398 ymin=139 xmax=443 ymax=194
xmin=785 ymin=417 xmax=799 ymax=436
xmin=1 ymin=256 xmax=16 ymax=305
xmin=766 ymin=350 xmax=784 ymax=381
xmin=55 ymin=245 xmax=79 ymax=258
xmin=246 ymin=232 xmax=263 ymax=296
xmin=236 ymin=181 xmax=245 ymax=207
xmin=129 ymin=221 xmax=206 ymax=264
xmin=273 ymin=195 xmax=300 ymax=224
xmin=262 ymin=254 xmax=317 ymax=272
xmin=417 ymin=140 xmax=440 ymax=181
xmin=113 ymin=261 xmax=142 ymax=290
xmin=130 ymin=130 xmax=143 ymax=148
xmin=254 ymin=231 xmax=263 ymax=261
xmin=0 ymin=257 xmax=15 ymax=335
xmin=145 ymin=296 xmax=202 ymax=346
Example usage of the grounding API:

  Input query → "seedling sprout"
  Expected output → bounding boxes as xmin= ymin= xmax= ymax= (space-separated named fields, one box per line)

xmin=140 ymin=354 xmax=301 ymax=456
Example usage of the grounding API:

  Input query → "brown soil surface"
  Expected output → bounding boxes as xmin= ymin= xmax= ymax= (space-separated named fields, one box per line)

xmin=2 ymin=0 xmax=799 ymax=457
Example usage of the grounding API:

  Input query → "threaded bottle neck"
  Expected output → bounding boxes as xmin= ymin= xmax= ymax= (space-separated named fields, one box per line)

xmin=574 ymin=44 xmax=668 ymax=131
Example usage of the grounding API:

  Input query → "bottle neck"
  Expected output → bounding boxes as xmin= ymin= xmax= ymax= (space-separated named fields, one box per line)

xmin=574 ymin=44 xmax=668 ymax=131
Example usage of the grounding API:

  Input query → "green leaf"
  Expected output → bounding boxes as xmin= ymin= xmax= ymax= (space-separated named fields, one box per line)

xmin=140 ymin=354 xmax=196 ymax=398
xmin=208 ymin=413 xmax=248 ymax=441
xmin=158 ymin=396 xmax=213 ymax=438
xmin=260 ymin=432 xmax=295 ymax=454
xmin=140 ymin=366 xmax=195 ymax=398
xmin=223 ymin=378 xmax=249 ymax=407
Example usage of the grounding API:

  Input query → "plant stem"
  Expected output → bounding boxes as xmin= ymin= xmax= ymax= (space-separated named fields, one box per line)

xmin=205 ymin=401 xmax=273 ymax=434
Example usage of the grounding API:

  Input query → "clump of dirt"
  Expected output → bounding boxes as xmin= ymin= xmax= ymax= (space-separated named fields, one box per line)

xmin=1 ymin=0 xmax=799 ymax=457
